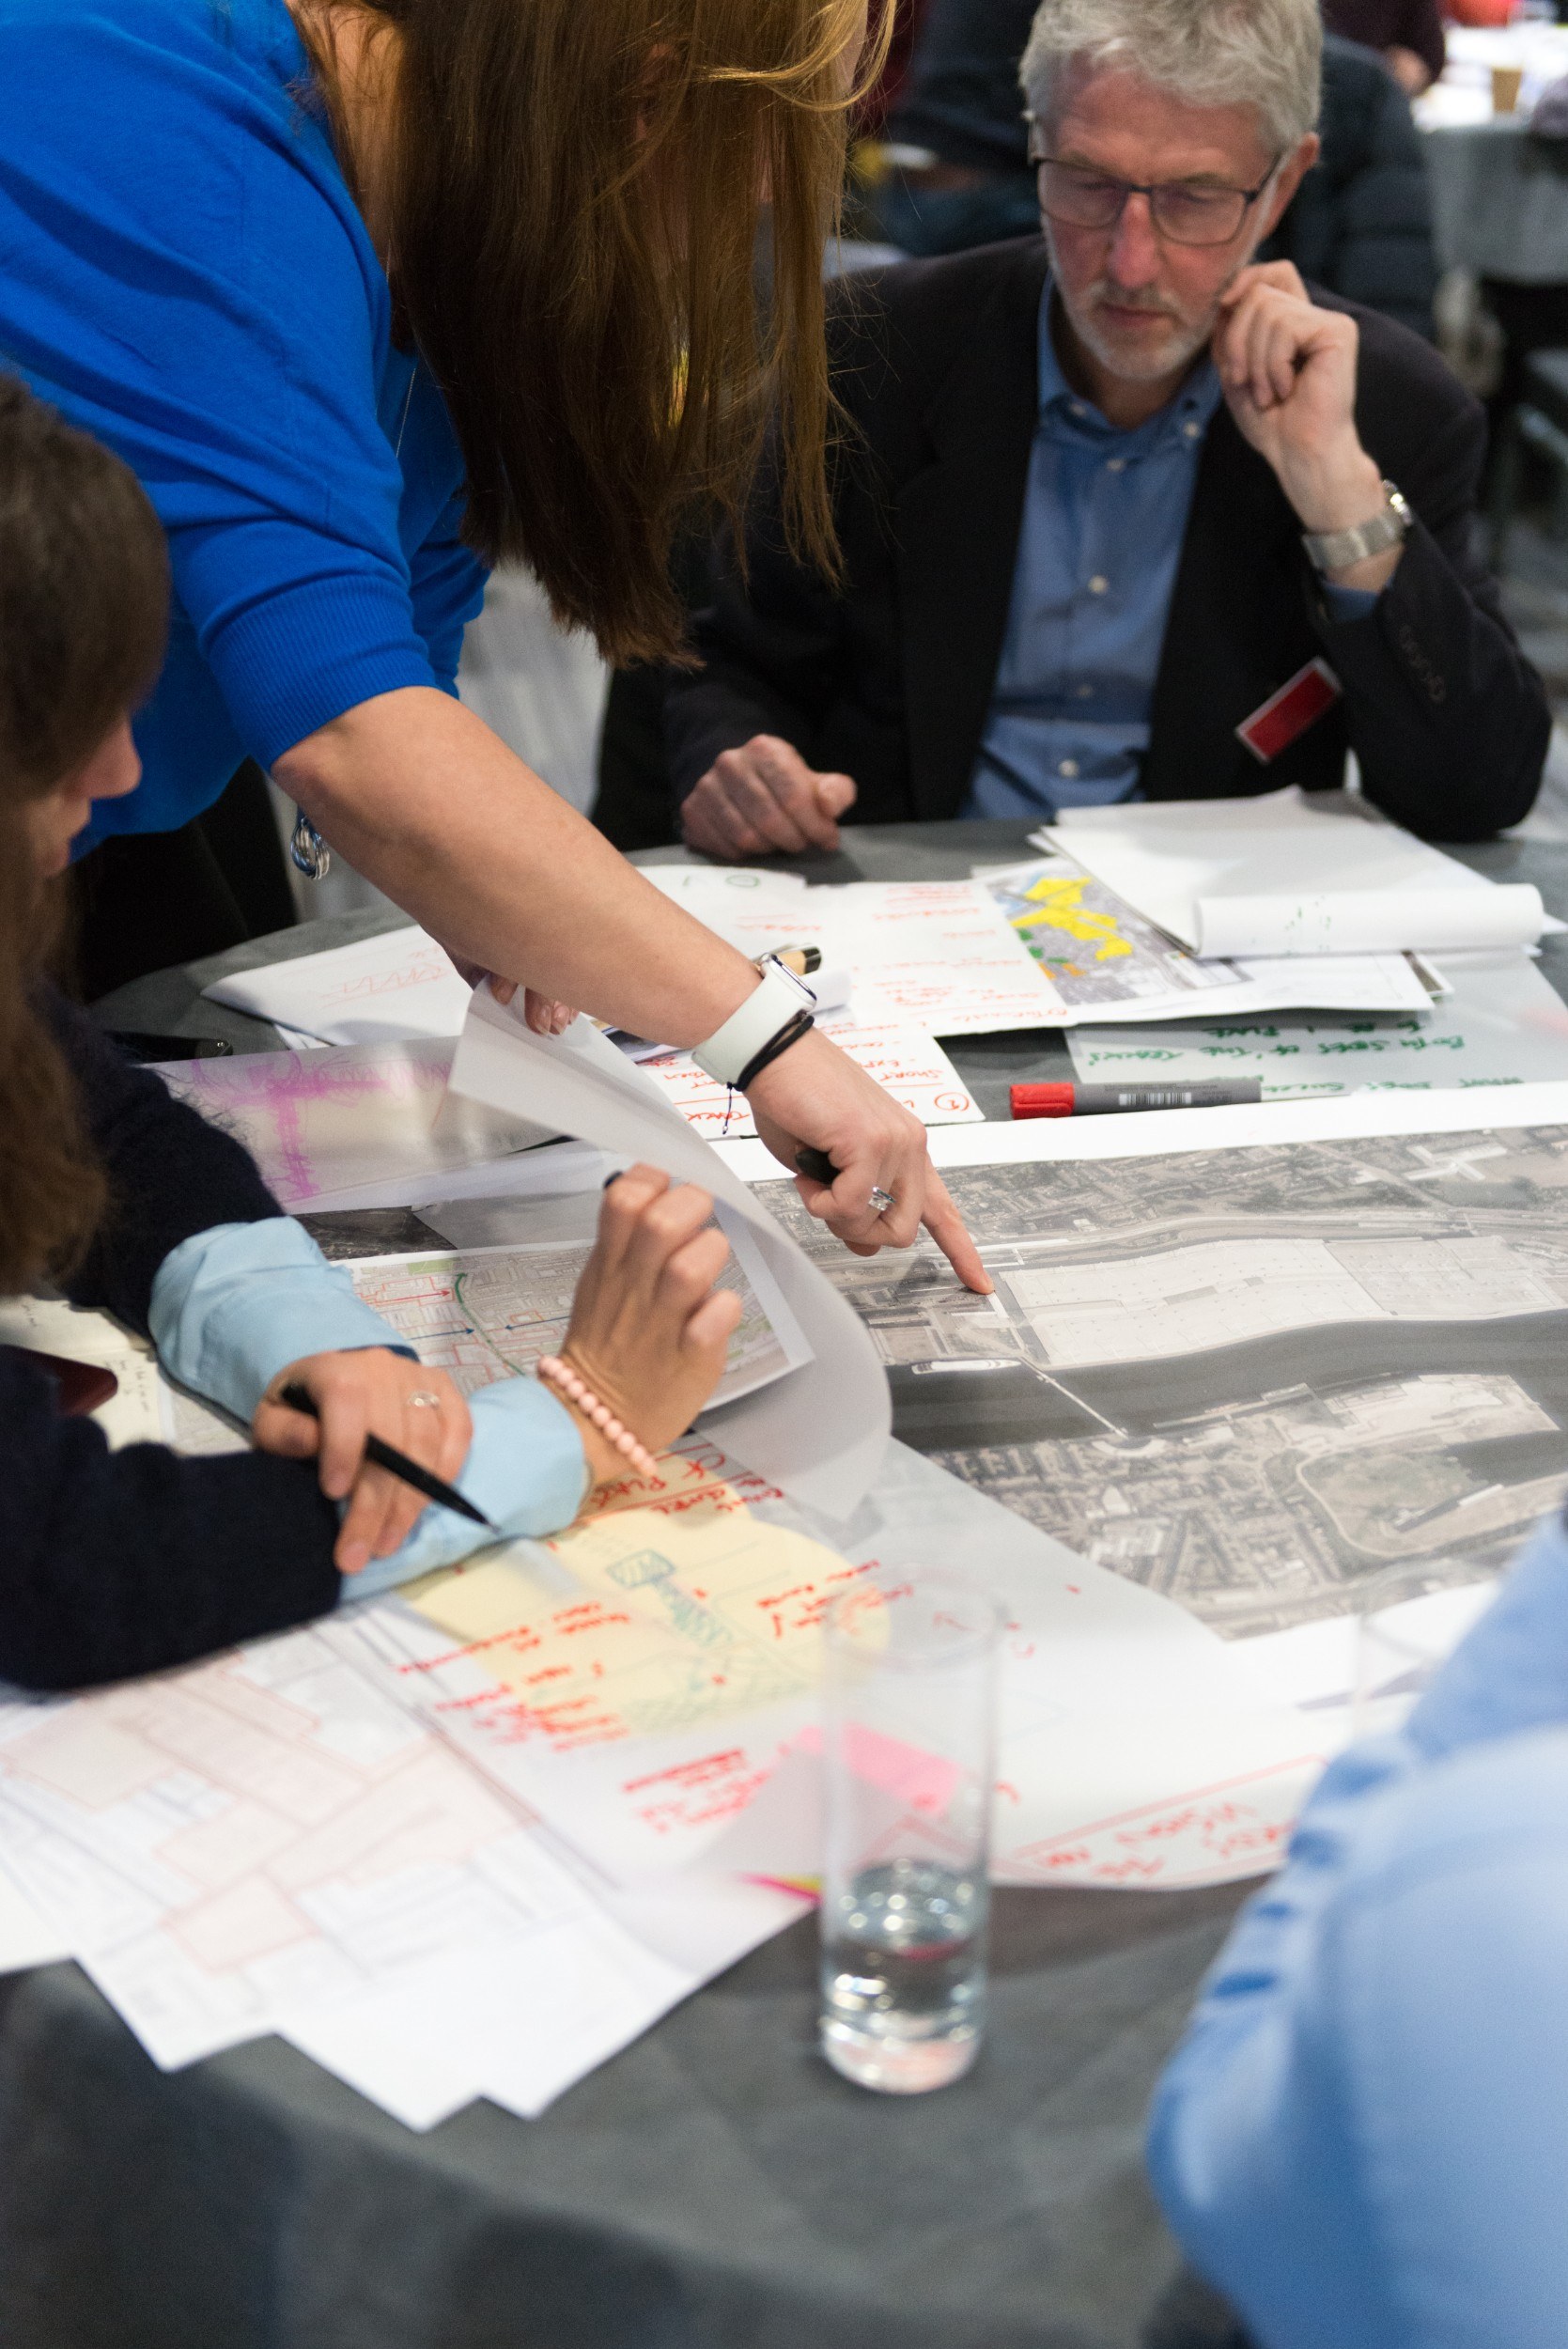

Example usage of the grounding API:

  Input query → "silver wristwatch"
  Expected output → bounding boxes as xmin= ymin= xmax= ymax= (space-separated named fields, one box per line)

xmin=1301 ymin=480 xmax=1411 ymax=576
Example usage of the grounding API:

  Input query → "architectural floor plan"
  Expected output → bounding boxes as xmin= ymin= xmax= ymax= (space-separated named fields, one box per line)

xmin=769 ymin=1122 xmax=1568 ymax=1636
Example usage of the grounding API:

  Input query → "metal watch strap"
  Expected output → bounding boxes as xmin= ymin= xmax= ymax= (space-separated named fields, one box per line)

xmin=1301 ymin=480 xmax=1410 ymax=576
xmin=691 ymin=956 xmax=817 ymax=1087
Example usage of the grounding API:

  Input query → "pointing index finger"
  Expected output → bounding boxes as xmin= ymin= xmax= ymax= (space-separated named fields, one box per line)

xmin=923 ymin=1178 xmax=993 ymax=1296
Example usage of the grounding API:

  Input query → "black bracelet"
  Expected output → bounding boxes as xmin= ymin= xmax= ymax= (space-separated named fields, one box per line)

xmin=736 ymin=1009 xmax=815 ymax=1092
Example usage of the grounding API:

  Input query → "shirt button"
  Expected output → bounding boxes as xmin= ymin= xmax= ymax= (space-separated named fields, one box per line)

xmin=1183 ymin=420 xmax=1202 ymax=440
xmin=1059 ymin=758 xmax=1079 ymax=778
xmin=1070 ymin=401 xmax=1087 ymax=419
xmin=1077 ymin=682 xmax=1094 ymax=698
xmin=1106 ymin=457 xmax=1126 ymax=474
xmin=1088 ymin=574 xmax=1109 ymax=595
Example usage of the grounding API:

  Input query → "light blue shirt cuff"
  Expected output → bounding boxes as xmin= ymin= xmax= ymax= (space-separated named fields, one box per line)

xmin=346 ymin=1376 xmax=590 ymax=1598
xmin=1320 ymin=582 xmax=1380 ymax=623
xmin=149 ymin=1217 xmax=415 ymax=1423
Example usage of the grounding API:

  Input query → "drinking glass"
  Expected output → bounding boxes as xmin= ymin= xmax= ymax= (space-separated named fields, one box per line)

xmin=818 ymin=1567 xmax=1001 ymax=2094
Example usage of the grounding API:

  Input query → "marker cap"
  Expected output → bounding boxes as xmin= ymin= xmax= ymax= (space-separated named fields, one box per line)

xmin=1010 ymin=1083 xmax=1075 ymax=1120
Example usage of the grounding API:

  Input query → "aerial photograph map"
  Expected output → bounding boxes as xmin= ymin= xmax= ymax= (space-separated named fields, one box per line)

xmin=770 ymin=1122 xmax=1568 ymax=1637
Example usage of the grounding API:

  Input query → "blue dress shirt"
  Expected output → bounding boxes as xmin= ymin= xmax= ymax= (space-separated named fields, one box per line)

xmin=962 ymin=284 xmax=1222 ymax=821
xmin=148 ymin=1219 xmax=588 ymax=1596
xmin=962 ymin=282 xmax=1379 ymax=822
xmin=1149 ymin=1510 xmax=1568 ymax=2348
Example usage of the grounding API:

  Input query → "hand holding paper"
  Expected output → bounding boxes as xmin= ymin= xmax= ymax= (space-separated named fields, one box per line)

xmin=558 ymin=1166 xmax=743 ymax=1477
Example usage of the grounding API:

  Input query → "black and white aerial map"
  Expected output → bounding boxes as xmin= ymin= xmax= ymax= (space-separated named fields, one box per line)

xmin=770 ymin=1124 xmax=1568 ymax=1638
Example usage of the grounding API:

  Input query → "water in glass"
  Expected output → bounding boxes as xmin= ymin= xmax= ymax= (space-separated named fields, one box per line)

xmin=820 ymin=1855 xmax=986 ymax=2092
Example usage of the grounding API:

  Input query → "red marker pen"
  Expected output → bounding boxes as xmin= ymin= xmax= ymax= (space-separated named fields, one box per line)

xmin=1010 ymin=1081 xmax=1263 ymax=1119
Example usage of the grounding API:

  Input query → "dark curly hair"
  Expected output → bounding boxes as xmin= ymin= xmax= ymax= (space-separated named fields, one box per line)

xmin=0 ymin=375 xmax=168 ymax=1292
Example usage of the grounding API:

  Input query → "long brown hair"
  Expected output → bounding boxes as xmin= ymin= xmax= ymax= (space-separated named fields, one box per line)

xmin=295 ymin=0 xmax=891 ymax=667
xmin=0 ymin=377 xmax=168 ymax=1294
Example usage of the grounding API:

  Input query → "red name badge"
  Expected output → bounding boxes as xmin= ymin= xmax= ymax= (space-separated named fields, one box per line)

xmin=1235 ymin=658 xmax=1343 ymax=765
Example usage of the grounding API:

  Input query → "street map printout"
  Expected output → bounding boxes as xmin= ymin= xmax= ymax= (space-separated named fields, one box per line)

xmin=766 ymin=1118 xmax=1568 ymax=1638
xmin=347 ymin=1226 xmax=809 ymax=1409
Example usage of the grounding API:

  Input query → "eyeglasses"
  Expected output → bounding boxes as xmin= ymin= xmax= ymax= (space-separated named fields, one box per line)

xmin=1026 ymin=132 xmax=1281 ymax=248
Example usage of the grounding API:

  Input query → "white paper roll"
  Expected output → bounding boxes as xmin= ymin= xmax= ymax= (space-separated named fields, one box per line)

xmin=1191 ymin=884 xmax=1545 ymax=960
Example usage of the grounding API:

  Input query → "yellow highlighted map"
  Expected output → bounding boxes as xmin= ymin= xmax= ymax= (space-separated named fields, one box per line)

xmin=1009 ymin=873 xmax=1133 ymax=964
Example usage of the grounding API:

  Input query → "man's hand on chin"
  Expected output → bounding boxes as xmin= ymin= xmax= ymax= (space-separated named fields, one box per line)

xmin=1212 ymin=262 xmax=1403 ymax=595
xmin=680 ymin=734 xmax=856 ymax=861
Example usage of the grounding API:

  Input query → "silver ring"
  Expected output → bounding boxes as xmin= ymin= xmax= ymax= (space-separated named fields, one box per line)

xmin=407 ymin=1391 xmax=443 ymax=1409
xmin=869 ymin=1186 xmax=896 ymax=1216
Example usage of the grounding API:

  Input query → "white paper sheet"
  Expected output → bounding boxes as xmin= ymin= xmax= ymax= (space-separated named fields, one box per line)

xmin=0 ymin=1866 xmax=68 ymax=1974
xmin=1193 ymin=883 xmax=1545 ymax=960
xmin=1066 ymin=950 xmax=1568 ymax=1100
xmin=331 ymin=1429 xmax=1332 ymax=1893
xmin=204 ymin=928 xmax=475 ymax=1045
xmin=647 ymin=873 xmax=1063 ymax=1034
xmin=635 ymin=1018 xmax=983 ymax=1141
xmin=445 ymin=988 xmax=891 ymax=1520
xmin=278 ymin=1874 xmax=806 ymax=2129
xmin=1051 ymin=788 xmax=1560 ymax=957
xmin=0 ymin=1632 xmax=635 ymax=2072
xmin=156 ymin=1040 xmax=555 ymax=1210
xmin=343 ymin=1217 xmax=814 ymax=1412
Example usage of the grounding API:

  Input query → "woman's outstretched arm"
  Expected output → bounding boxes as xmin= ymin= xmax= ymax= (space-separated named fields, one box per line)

xmin=273 ymin=687 xmax=988 ymax=1293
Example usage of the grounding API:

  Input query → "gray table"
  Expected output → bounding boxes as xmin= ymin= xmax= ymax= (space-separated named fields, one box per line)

xmin=26 ymin=818 xmax=1568 ymax=2349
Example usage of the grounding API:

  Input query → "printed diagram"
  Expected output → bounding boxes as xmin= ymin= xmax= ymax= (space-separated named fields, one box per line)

xmin=984 ymin=860 xmax=1241 ymax=1010
xmin=349 ymin=1238 xmax=792 ymax=1408
xmin=768 ymin=1124 xmax=1568 ymax=1637
xmin=0 ymin=1629 xmax=594 ymax=2067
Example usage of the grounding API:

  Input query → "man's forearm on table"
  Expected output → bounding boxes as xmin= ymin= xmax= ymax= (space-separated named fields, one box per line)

xmin=272 ymin=688 xmax=763 ymax=1046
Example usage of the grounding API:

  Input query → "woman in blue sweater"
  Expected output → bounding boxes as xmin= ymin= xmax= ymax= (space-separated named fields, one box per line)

xmin=0 ymin=378 xmax=743 ymax=1692
xmin=0 ymin=0 xmax=986 ymax=1297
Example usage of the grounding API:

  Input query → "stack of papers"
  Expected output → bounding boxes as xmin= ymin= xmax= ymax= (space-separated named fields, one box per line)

xmin=1066 ymin=950 xmax=1568 ymax=1101
xmin=979 ymin=856 xmax=1435 ymax=1020
xmin=653 ymin=859 xmax=1436 ymax=1027
xmin=1048 ymin=787 xmax=1557 ymax=959
xmin=0 ymin=1627 xmax=803 ymax=2128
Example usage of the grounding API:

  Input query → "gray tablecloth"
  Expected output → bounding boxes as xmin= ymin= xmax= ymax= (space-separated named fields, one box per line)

xmin=30 ymin=817 xmax=1568 ymax=2349
xmin=1422 ymin=115 xmax=1568 ymax=283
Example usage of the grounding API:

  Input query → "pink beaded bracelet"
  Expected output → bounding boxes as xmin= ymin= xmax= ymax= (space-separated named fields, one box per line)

xmin=536 ymin=1355 xmax=660 ymax=1480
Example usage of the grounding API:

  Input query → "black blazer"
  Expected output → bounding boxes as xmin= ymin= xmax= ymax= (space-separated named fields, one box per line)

xmin=665 ymin=239 xmax=1548 ymax=844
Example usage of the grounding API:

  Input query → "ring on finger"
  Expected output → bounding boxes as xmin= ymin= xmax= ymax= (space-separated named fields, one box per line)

xmin=869 ymin=1186 xmax=896 ymax=1216
xmin=407 ymin=1391 xmax=443 ymax=1409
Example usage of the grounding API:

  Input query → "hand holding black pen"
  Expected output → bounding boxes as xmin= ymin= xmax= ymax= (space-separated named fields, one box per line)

xmin=251 ymin=1351 xmax=478 ymax=1576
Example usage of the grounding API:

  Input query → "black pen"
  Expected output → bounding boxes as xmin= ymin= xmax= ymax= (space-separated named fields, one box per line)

xmin=276 ymin=1381 xmax=497 ymax=1532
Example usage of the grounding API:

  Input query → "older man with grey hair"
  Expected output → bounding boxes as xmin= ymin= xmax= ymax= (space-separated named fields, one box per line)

xmin=665 ymin=0 xmax=1545 ymax=851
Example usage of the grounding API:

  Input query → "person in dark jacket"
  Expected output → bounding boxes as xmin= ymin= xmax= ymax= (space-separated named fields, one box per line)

xmin=665 ymin=0 xmax=1546 ymax=857
xmin=0 ymin=379 xmax=743 ymax=1693
xmin=1322 ymin=0 xmax=1444 ymax=94
xmin=863 ymin=0 xmax=1438 ymax=340
xmin=1264 ymin=34 xmax=1437 ymax=343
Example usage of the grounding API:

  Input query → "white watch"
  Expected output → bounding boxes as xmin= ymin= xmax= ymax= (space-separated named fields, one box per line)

xmin=691 ymin=956 xmax=817 ymax=1087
